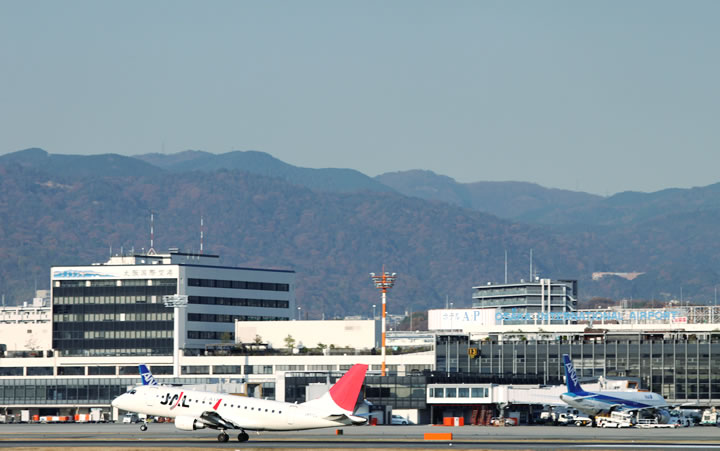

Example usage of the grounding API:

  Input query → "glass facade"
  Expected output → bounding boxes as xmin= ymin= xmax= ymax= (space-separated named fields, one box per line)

xmin=52 ymin=279 xmax=176 ymax=356
xmin=283 ymin=371 xmax=428 ymax=409
xmin=0 ymin=377 xmax=218 ymax=406
xmin=438 ymin=333 xmax=720 ymax=403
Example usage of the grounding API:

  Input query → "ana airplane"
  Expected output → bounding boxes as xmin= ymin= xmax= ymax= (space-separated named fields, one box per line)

xmin=559 ymin=354 xmax=672 ymax=424
xmin=138 ymin=364 xmax=158 ymax=386
xmin=112 ymin=363 xmax=369 ymax=442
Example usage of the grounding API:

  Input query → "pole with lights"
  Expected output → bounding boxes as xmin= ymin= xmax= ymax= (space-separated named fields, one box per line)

xmin=370 ymin=268 xmax=397 ymax=376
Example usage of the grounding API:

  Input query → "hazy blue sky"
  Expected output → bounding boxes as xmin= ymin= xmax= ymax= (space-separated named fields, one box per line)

xmin=2 ymin=1 xmax=719 ymax=195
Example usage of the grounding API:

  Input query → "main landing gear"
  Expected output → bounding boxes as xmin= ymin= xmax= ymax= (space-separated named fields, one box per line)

xmin=217 ymin=430 xmax=249 ymax=443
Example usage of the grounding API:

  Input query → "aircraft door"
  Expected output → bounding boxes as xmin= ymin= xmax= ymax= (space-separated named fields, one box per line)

xmin=145 ymin=387 xmax=158 ymax=406
xmin=287 ymin=405 xmax=298 ymax=425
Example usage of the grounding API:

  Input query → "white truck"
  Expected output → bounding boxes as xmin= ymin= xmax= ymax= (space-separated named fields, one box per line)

xmin=635 ymin=417 xmax=678 ymax=428
xmin=597 ymin=411 xmax=635 ymax=428
xmin=700 ymin=408 xmax=719 ymax=426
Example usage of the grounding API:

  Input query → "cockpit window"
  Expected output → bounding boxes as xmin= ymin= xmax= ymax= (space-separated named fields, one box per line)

xmin=129 ymin=389 xmax=137 ymax=394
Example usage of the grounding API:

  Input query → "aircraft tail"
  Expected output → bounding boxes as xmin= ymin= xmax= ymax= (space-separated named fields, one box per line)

xmin=303 ymin=364 xmax=368 ymax=415
xmin=139 ymin=364 xmax=158 ymax=386
xmin=562 ymin=354 xmax=585 ymax=394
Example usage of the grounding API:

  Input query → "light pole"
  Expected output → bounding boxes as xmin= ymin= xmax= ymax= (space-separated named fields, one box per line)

xmin=370 ymin=268 xmax=397 ymax=376
xmin=163 ymin=294 xmax=188 ymax=377
xmin=297 ymin=306 xmax=302 ymax=320
xmin=372 ymin=304 xmax=376 ymax=320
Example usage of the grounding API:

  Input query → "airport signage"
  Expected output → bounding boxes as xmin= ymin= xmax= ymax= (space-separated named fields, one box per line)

xmin=429 ymin=308 xmax=688 ymax=330
xmin=52 ymin=266 xmax=178 ymax=280
xmin=495 ymin=309 xmax=683 ymax=322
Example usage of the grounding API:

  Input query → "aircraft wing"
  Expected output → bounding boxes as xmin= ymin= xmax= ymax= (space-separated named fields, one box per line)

xmin=615 ymin=404 xmax=669 ymax=413
xmin=199 ymin=410 xmax=241 ymax=430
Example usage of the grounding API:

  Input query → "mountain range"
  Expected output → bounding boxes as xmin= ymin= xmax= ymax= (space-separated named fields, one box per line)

xmin=1 ymin=147 xmax=719 ymax=316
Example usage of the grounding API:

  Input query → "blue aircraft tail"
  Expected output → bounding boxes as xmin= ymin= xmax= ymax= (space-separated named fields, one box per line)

xmin=139 ymin=364 xmax=158 ymax=386
xmin=562 ymin=354 xmax=586 ymax=394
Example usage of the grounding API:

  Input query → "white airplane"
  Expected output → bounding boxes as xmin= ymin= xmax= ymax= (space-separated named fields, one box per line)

xmin=112 ymin=363 xmax=369 ymax=442
xmin=559 ymin=354 xmax=672 ymax=423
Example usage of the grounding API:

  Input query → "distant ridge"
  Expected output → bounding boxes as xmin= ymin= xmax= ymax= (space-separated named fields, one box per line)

xmin=136 ymin=150 xmax=394 ymax=193
xmin=0 ymin=148 xmax=161 ymax=177
xmin=375 ymin=170 xmax=601 ymax=221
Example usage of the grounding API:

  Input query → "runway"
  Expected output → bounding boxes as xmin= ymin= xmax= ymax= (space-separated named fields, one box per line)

xmin=0 ymin=423 xmax=719 ymax=450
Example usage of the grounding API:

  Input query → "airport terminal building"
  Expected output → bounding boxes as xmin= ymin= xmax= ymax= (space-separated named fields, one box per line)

xmin=3 ymin=264 xmax=720 ymax=424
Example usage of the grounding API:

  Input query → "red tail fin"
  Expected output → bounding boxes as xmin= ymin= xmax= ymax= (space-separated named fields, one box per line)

xmin=328 ymin=364 xmax=368 ymax=412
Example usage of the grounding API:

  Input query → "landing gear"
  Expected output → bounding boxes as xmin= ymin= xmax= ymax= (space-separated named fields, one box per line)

xmin=139 ymin=423 xmax=148 ymax=432
xmin=237 ymin=431 xmax=249 ymax=442
xmin=217 ymin=431 xmax=229 ymax=442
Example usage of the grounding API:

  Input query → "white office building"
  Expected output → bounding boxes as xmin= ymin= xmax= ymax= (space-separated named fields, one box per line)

xmin=51 ymin=249 xmax=295 ymax=357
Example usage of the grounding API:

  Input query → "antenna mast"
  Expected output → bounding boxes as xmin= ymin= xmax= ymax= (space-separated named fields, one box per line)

xmin=148 ymin=212 xmax=156 ymax=255
xmin=504 ymin=249 xmax=508 ymax=284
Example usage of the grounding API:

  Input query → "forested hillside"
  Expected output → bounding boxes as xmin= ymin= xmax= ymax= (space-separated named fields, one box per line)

xmin=1 ymin=149 xmax=720 ymax=315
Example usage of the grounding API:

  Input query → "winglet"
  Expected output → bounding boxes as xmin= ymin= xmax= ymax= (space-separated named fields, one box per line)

xmin=562 ymin=354 xmax=585 ymax=394
xmin=139 ymin=364 xmax=158 ymax=386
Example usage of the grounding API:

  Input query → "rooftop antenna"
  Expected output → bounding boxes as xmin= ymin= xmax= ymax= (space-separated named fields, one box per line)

xmin=109 ymin=244 xmax=112 ymax=257
xmin=529 ymin=248 xmax=533 ymax=281
xmin=200 ymin=216 xmax=204 ymax=255
xmin=504 ymin=249 xmax=508 ymax=284
xmin=148 ymin=212 xmax=156 ymax=255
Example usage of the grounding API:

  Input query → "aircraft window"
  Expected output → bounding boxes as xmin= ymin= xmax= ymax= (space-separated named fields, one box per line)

xmin=251 ymin=407 xmax=254 ymax=410
xmin=244 ymin=406 xmax=247 ymax=409
xmin=265 ymin=409 xmax=268 ymax=412
xmin=129 ymin=390 xmax=136 ymax=394
xmin=272 ymin=410 xmax=275 ymax=413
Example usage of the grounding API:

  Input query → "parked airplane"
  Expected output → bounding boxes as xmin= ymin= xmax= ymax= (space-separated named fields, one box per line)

xmin=559 ymin=354 xmax=671 ymax=423
xmin=138 ymin=364 xmax=158 ymax=386
xmin=112 ymin=363 xmax=369 ymax=442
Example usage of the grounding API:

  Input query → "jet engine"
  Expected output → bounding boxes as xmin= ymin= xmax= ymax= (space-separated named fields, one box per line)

xmin=655 ymin=409 xmax=671 ymax=424
xmin=175 ymin=416 xmax=207 ymax=431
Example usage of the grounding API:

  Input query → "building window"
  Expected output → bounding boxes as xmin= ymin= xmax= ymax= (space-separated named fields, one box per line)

xmin=88 ymin=366 xmax=116 ymax=376
xmin=182 ymin=366 xmax=210 ymax=375
xmin=188 ymin=278 xmax=289 ymax=292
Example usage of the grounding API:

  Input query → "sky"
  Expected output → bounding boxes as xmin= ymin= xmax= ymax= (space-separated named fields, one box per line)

xmin=1 ymin=1 xmax=719 ymax=195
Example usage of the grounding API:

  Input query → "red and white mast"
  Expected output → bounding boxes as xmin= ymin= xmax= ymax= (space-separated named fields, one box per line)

xmin=370 ymin=267 xmax=397 ymax=377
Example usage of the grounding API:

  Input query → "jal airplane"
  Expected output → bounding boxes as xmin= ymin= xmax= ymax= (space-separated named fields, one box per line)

xmin=112 ymin=363 xmax=368 ymax=443
xmin=559 ymin=354 xmax=672 ymax=423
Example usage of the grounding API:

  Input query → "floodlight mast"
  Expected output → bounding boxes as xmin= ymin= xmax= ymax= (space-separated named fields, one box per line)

xmin=370 ymin=268 xmax=397 ymax=376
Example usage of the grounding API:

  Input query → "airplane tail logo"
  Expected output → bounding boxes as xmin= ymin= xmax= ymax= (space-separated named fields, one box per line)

xmin=139 ymin=364 xmax=158 ymax=386
xmin=303 ymin=364 xmax=368 ymax=415
xmin=562 ymin=354 xmax=584 ymax=394
xmin=328 ymin=364 xmax=368 ymax=413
